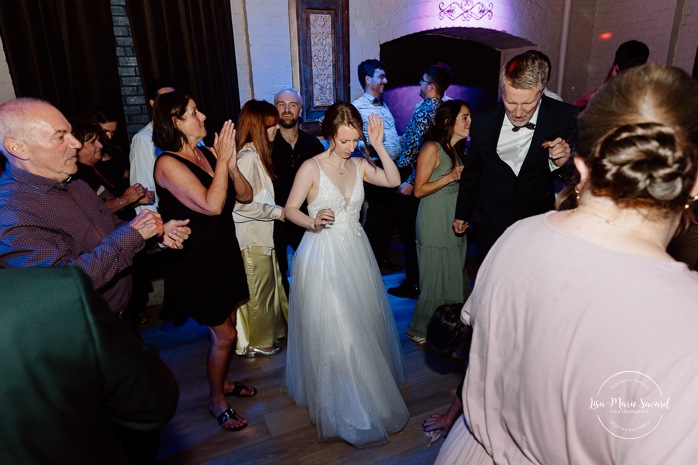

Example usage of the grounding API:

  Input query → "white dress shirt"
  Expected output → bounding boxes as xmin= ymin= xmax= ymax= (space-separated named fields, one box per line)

xmin=496 ymin=102 xmax=542 ymax=176
xmin=129 ymin=122 xmax=159 ymax=214
xmin=351 ymin=93 xmax=401 ymax=160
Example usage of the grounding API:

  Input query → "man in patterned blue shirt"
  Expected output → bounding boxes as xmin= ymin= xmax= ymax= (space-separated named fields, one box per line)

xmin=389 ymin=63 xmax=452 ymax=299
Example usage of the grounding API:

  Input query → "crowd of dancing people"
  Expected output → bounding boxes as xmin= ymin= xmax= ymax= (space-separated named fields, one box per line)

xmin=4 ymin=39 xmax=698 ymax=465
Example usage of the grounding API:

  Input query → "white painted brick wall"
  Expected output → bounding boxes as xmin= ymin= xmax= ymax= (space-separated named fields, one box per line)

xmin=349 ymin=0 xmax=570 ymax=100
xmin=231 ymin=0 xmax=253 ymax=104
xmin=2 ymin=0 xmax=697 ymax=108
xmin=0 ymin=38 xmax=14 ymax=103
xmin=564 ymin=0 xmax=596 ymax=102
xmin=244 ymin=0 xmax=294 ymax=103
xmin=675 ymin=0 xmax=698 ymax=72
xmin=231 ymin=0 xmax=294 ymax=105
xmin=566 ymin=0 xmax=694 ymax=102
xmin=344 ymin=0 xmax=698 ymax=102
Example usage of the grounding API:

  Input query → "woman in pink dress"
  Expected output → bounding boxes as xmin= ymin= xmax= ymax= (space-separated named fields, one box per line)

xmin=437 ymin=65 xmax=698 ymax=464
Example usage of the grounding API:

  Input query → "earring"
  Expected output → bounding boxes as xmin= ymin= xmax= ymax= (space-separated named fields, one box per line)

xmin=685 ymin=194 xmax=698 ymax=209
xmin=574 ymin=186 xmax=581 ymax=201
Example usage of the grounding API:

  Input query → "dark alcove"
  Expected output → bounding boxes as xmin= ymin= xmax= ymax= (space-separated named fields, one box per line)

xmin=380 ymin=32 xmax=501 ymax=134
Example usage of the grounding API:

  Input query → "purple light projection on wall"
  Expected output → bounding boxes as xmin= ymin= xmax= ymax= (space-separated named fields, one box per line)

xmin=383 ymin=86 xmax=495 ymax=135
xmin=410 ymin=1 xmax=510 ymax=32
xmin=438 ymin=1 xmax=494 ymax=22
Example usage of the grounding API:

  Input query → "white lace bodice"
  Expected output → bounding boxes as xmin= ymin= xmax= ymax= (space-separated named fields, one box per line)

xmin=308 ymin=159 xmax=364 ymax=236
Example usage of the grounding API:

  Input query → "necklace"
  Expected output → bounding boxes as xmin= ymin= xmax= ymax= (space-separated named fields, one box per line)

xmin=193 ymin=149 xmax=202 ymax=162
xmin=330 ymin=151 xmax=347 ymax=176
xmin=572 ymin=207 xmax=665 ymax=251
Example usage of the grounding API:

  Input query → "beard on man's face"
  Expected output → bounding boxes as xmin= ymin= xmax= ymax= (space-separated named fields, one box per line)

xmin=279 ymin=114 xmax=298 ymax=129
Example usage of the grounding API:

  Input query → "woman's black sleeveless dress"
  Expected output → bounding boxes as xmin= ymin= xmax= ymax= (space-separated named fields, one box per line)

xmin=155 ymin=147 xmax=249 ymax=326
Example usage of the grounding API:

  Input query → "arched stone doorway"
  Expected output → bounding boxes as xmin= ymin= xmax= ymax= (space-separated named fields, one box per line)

xmin=380 ymin=27 xmax=534 ymax=134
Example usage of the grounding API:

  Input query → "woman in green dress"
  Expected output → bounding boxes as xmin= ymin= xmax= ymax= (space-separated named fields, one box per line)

xmin=407 ymin=100 xmax=472 ymax=345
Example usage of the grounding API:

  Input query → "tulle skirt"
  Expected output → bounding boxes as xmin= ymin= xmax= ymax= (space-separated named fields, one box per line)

xmin=283 ymin=224 xmax=409 ymax=447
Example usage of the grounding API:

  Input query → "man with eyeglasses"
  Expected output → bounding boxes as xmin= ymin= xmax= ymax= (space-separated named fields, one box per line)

xmin=353 ymin=59 xmax=402 ymax=273
xmin=389 ymin=63 xmax=452 ymax=300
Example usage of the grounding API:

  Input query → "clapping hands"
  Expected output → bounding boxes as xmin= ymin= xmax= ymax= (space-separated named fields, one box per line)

xmin=162 ymin=219 xmax=191 ymax=249
xmin=123 ymin=183 xmax=154 ymax=206
xmin=212 ymin=120 xmax=237 ymax=170
xmin=129 ymin=210 xmax=191 ymax=249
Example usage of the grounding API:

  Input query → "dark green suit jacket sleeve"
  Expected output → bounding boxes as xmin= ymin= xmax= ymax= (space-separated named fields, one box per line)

xmin=0 ymin=266 xmax=178 ymax=465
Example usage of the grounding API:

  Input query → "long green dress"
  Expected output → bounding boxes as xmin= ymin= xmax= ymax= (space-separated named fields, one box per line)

xmin=408 ymin=143 xmax=470 ymax=339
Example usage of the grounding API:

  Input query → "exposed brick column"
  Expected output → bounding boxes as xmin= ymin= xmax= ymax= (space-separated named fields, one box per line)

xmin=110 ymin=0 xmax=148 ymax=140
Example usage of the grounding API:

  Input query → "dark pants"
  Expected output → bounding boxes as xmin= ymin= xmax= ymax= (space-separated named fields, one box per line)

xmin=274 ymin=231 xmax=292 ymax=298
xmin=124 ymin=251 xmax=154 ymax=325
xmin=472 ymin=221 xmax=505 ymax=259
xmin=274 ymin=219 xmax=306 ymax=297
xmin=363 ymin=183 xmax=397 ymax=263
xmin=395 ymin=190 xmax=420 ymax=286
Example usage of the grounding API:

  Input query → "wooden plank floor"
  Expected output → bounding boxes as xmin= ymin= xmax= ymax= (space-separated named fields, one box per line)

xmin=140 ymin=269 xmax=466 ymax=465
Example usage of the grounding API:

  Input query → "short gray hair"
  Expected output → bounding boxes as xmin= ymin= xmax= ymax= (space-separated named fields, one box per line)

xmin=499 ymin=51 xmax=548 ymax=91
xmin=0 ymin=98 xmax=48 ymax=158
xmin=273 ymin=88 xmax=303 ymax=106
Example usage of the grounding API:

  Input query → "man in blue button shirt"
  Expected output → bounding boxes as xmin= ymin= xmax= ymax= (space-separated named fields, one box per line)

xmin=352 ymin=59 xmax=402 ymax=272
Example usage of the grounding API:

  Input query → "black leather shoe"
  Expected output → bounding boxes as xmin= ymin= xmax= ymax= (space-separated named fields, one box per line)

xmin=387 ymin=282 xmax=419 ymax=299
xmin=379 ymin=258 xmax=402 ymax=272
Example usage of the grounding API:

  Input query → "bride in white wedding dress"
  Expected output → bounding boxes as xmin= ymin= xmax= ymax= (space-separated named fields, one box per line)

xmin=283 ymin=102 xmax=409 ymax=447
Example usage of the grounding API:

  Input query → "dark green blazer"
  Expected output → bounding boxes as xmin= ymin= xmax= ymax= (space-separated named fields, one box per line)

xmin=0 ymin=266 xmax=178 ymax=465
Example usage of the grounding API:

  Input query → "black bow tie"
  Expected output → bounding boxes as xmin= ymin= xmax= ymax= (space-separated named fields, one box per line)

xmin=512 ymin=122 xmax=536 ymax=132
xmin=372 ymin=97 xmax=382 ymax=106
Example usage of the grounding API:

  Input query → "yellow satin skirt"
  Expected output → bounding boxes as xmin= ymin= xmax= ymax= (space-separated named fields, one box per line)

xmin=235 ymin=246 xmax=288 ymax=355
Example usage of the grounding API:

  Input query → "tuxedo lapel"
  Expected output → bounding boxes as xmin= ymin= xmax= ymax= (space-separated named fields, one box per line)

xmin=486 ymin=105 xmax=518 ymax=176
xmin=519 ymin=96 xmax=554 ymax=174
xmin=490 ymin=105 xmax=506 ymax=149
xmin=532 ymin=96 xmax=555 ymax=149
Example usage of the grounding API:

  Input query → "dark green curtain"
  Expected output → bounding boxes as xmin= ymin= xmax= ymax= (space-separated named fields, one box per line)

xmin=0 ymin=0 xmax=125 ymax=122
xmin=125 ymin=0 xmax=240 ymax=144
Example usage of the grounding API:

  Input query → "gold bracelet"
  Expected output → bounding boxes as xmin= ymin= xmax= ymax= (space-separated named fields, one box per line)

xmin=116 ymin=196 xmax=124 ymax=211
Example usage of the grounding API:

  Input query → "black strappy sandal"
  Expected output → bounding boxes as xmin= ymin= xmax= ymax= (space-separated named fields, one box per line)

xmin=224 ymin=381 xmax=257 ymax=398
xmin=210 ymin=407 xmax=248 ymax=431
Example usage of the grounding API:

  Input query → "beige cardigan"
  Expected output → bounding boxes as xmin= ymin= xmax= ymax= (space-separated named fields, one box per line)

xmin=233 ymin=143 xmax=283 ymax=252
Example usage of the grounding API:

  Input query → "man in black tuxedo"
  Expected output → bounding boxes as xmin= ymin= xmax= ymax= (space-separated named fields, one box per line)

xmin=454 ymin=51 xmax=577 ymax=257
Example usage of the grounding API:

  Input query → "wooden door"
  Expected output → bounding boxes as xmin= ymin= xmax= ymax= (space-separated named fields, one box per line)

xmin=296 ymin=0 xmax=349 ymax=123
